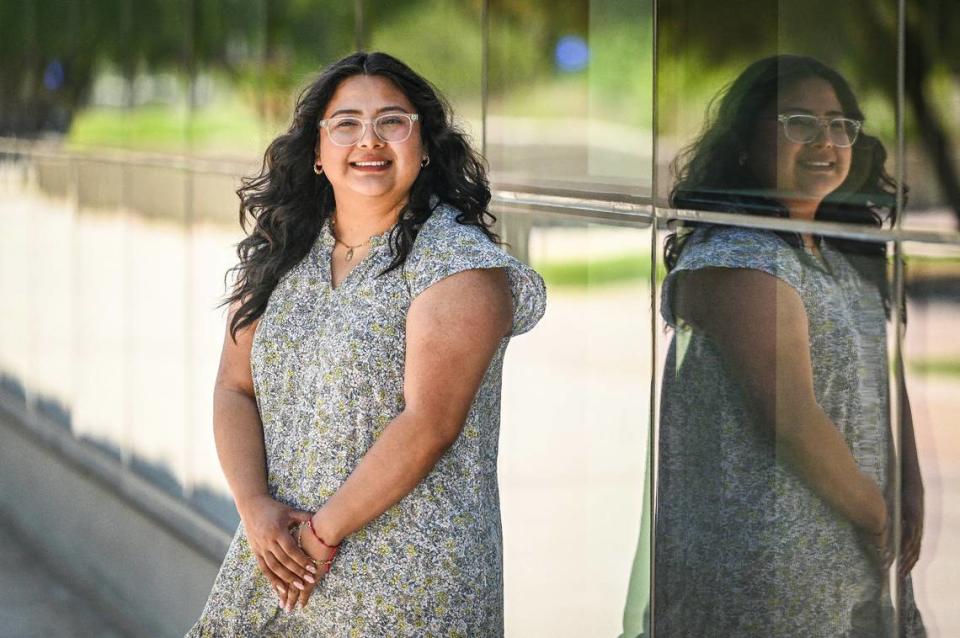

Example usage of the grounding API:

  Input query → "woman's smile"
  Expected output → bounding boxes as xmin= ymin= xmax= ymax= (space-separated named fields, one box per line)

xmin=349 ymin=157 xmax=393 ymax=172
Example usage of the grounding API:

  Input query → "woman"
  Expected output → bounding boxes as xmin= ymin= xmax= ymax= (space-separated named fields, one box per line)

xmin=188 ymin=51 xmax=546 ymax=636
xmin=652 ymin=55 xmax=924 ymax=636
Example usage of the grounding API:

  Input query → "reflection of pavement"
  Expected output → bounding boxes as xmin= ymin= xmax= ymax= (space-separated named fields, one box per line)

xmin=905 ymin=298 xmax=960 ymax=637
xmin=4 ymin=170 xmax=959 ymax=636
xmin=0 ymin=523 xmax=130 ymax=637
xmin=500 ymin=284 xmax=651 ymax=638
xmin=911 ymin=384 xmax=960 ymax=637
xmin=908 ymin=374 xmax=960 ymax=635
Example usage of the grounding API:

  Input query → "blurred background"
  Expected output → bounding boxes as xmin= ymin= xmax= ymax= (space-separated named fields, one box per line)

xmin=0 ymin=0 xmax=957 ymax=636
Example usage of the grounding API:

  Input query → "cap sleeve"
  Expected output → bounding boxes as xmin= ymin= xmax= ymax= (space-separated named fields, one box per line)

xmin=661 ymin=226 xmax=804 ymax=327
xmin=404 ymin=206 xmax=547 ymax=336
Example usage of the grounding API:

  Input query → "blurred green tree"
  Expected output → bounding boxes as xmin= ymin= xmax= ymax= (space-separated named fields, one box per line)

xmin=657 ymin=0 xmax=960 ymax=225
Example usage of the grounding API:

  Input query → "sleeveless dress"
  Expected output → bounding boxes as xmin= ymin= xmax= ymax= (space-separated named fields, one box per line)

xmin=652 ymin=225 xmax=925 ymax=637
xmin=188 ymin=203 xmax=547 ymax=637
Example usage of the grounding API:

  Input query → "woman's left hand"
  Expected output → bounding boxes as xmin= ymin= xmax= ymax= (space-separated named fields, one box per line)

xmin=899 ymin=470 xmax=924 ymax=579
xmin=278 ymin=515 xmax=339 ymax=612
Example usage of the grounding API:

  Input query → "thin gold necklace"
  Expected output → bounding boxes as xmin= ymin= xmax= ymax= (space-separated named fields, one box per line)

xmin=330 ymin=217 xmax=371 ymax=262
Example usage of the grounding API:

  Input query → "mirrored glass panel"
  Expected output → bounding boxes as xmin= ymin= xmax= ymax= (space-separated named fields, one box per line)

xmin=0 ymin=153 xmax=35 ymax=404
xmin=652 ymin=218 xmax=923 ymax=635
xmin=185 ymin=201 xmax=246 ymax=529
xmin=903 ymin=241 xmax=960 ymax=635
xmin=73 ymin=158 xmax=128 ymax=460
xmin=189 ymin=0 xmax=267 ymax=159
xmin=0 ymin=152 xmax=76 ymax=428
xmin=487 ymin=0 xmax=653 ymax=197
xmin=496 ymin=209 xmax=652 ymax=635
xmin=66 ymin=1 xmax=193 ymax=154
xmin=655 ymin=0 xmax=900 ymax=237
xmin=901 ymin=3 xmax=960 ymax=235
xmin=258 ymin=0 xmax=357 ymax=141
xmin=366 ymin=0 xmax=483 ymax=143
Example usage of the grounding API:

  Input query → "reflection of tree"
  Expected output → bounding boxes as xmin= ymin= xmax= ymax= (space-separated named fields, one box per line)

xmin=901 ymin=2 xmax=960 ymax=227
xmin=658 ymin=0 xmax=960 ymax=227
xmin=0 ymin=0 xmax=354 ymax=137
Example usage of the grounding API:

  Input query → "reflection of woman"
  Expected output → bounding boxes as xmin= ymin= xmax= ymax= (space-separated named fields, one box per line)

xmin=188 ymin=51 xmax=545 ymax=636
xmin=654 ymin=56 xmax=925 ymax=636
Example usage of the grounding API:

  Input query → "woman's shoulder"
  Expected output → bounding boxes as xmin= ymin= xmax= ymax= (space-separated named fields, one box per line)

xmin=684 ymin=224 xmax=791 ymax=252
xmin=405 ymin=202 xmax=513 ymax=286
xmin=662 ymin=224 xmax=805 ymax=326
xmin=413 ymin=203 xmax=491 ymax=248
xmin=404 ymin=202 xmax=547 ymax=336
xmin=676 ymin=224 xmax=799 ymax=272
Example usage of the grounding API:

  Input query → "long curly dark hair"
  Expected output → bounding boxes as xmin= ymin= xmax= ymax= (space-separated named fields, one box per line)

xmin=223 ymin=51 xmax=496 ymax=341
xmin=665 ymin=55 xmax=902 ymax=307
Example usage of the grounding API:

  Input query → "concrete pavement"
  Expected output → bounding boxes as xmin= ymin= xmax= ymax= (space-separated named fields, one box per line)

xmin=0 ymin=523 xmax=130 ymax=638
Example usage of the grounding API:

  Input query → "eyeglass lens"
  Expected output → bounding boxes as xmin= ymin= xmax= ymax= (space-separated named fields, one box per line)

xmin=327 ymin=114 xmax=414 ymax=146
xmin=783 ymin=115 xmax=860 ymax=147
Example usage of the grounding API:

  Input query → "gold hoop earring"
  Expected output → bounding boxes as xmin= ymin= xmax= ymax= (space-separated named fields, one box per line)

xmin=420 ymin=156 xmax=430 ymax=168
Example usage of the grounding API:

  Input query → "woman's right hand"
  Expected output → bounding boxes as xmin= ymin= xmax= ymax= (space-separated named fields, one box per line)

xmin=236 ymin=495 xmax=318 ymax=595
xmin=861 ymin=484 xmax=893 ymax=570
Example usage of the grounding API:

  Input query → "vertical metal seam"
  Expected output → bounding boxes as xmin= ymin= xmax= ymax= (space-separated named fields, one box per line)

xmin=182 ymin=0 xmax=197 ymax=501
xmin=891 ymin=0 xmax=907 ymax=632
xmin=481 ymin=0 xmax=489 ymax=161
xmin=119 ymin=0 xmax=134 ymax=476
xmin=648 ymin=0 xmax=660 ymax=634
xmin=355 ymin=0 xmax=366 ymax=51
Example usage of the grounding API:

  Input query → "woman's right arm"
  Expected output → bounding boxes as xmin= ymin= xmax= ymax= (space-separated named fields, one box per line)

xmin=213 ymin=302 xmax=317 ymax=602
xmin=674 ymin=267 xmax=888 ymax=537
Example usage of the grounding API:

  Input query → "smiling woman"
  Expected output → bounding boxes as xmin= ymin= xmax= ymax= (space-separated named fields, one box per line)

xmin=187 ymin=51 xmax=547 ymax=637
xmin=645 ymin=56 xmax=927 ymax=636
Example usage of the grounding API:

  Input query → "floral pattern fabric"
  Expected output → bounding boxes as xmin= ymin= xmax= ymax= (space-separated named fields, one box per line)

xmin=654 ymin=225 xmax=925 ymax=637
xmin=187 ymin=204 xmax=547 ymax=637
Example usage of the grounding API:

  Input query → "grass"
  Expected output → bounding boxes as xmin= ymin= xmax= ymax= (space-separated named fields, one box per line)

xmin=903 ymin=255 xmax=960 ymax=279
xmin=535 ymin=253 xmax=652 ymax=288
xmin=908 ymin=358 xmax=960 ymax=378
xmin=67 ymin=100 xmax=263 ymax=155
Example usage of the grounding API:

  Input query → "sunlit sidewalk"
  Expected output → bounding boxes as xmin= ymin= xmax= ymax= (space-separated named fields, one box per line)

xmin=0 ymin=523 xmax=130 ymax=638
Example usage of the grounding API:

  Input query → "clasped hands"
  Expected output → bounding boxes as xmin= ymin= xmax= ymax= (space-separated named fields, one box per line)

xmin=866 ymin=471 xmax=924 ymax=579
xmin=237 ymin=495 xmax=339 ymax=613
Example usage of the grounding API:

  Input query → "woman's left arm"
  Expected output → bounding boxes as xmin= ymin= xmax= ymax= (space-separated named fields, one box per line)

xmin=303 ymin=267 xmax=512 ymax=549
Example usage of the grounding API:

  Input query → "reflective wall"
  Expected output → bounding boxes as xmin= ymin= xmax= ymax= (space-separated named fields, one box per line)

xmin=2 ymin=0 xmax=959 ymax=635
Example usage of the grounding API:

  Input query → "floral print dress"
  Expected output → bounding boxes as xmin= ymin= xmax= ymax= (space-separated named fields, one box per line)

xmin=188 ymin=204 xmax=547 ymax=637
xmin=653 ymin=225 xmax=925 ymax=637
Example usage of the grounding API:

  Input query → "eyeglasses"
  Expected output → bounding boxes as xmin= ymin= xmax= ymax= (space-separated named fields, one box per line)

xmin=318 ymin=112 xmax=420 ymax=146
xmin=775 ymin=114 xmax=862 ymax=147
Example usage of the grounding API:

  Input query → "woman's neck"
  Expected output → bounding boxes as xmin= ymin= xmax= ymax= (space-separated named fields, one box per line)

xmin=330 ymin=195 xmax=406 ymax=244
xmin=784 ymin=198 xmax=819 ymax=223
xmin=782 ymin=197 xmax=821 ymax=252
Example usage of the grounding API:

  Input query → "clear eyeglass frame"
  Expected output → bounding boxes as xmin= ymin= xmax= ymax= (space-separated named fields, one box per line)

xmin=317 ymin=112 xmax=420 ymax=147
xmin=775 ymin=114 xmax=863 ymax=147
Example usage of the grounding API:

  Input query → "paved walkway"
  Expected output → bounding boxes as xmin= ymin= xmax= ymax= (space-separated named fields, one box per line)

xmin=0 ymin=523 xmax=129 ymax=638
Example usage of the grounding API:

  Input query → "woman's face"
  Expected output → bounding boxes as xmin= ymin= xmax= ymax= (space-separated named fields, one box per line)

xmin=746 ymin=77 xmax=853 ymax=211
xmin=316 ymin=75 xmax=425 ymax=205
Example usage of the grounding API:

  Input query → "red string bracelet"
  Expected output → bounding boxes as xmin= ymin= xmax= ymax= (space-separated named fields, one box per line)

xmin=307 ymin=518 xmax=341 ymax=560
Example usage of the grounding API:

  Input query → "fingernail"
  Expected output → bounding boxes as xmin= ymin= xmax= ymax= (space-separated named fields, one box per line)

xmin=306 ymin=564 xmax=317 ymax=574
xmin=293 ymin=581 xmax=305 ymax=591
xmin=296 ymin=601 xmax=304 ymax=610
xmin=304 ymin=574 xmax=316 ymax=584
